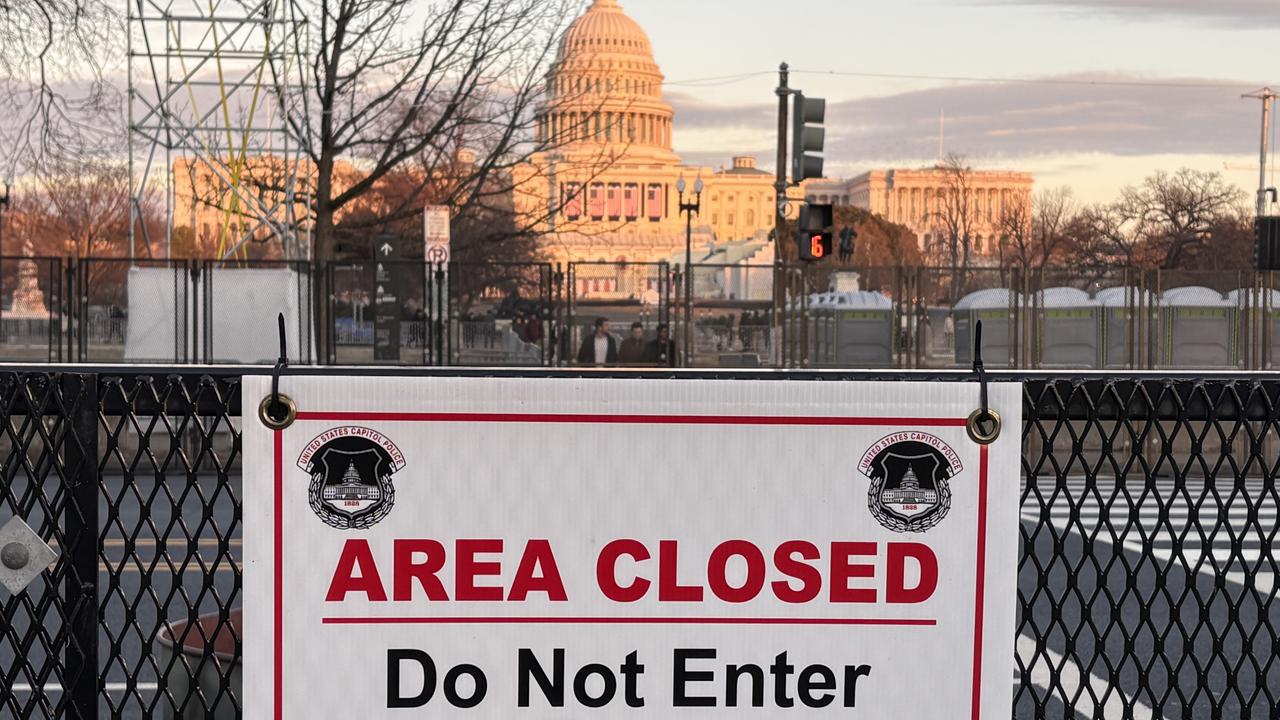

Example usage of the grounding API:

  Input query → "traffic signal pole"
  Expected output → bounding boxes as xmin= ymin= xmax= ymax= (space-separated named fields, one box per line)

xmin=775 ymin=63 xmax=791 ymax=367
xmin=775 ymin=63 xmax=790 ymax=230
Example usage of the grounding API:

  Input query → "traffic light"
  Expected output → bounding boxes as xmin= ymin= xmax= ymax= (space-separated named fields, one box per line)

xmin=791 ymin=92 xmax=826 ymax=184
xmin=796 ymin=203 xmax=833 ymax=262
xmin=799 ymin=203 xmax=833 ymax=232
xmin=1258 ymin=216 xmax=1280 ymax=271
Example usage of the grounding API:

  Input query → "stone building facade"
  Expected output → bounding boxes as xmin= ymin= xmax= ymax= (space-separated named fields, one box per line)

xmin=804 ymin=168 xmax=1034 ymax=262
xmin=512 ymin=0 xmax=779 ymax=267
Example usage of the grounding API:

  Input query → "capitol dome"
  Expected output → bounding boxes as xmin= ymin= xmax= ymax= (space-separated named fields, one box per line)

xmin=537 ymin=0 xmax=676 ymax=161
xmin=559 ymin=0 xmax=655 ymax=63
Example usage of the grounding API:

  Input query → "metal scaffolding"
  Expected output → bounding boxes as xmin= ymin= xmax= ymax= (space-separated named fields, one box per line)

xmin=127 ymin=0 xmax=311 ymax=261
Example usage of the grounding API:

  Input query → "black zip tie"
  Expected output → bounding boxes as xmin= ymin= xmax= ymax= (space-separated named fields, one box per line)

xmin=967 ymin=319 xmax=1000 ymax=444
xmin=260 ymin=313 xmax=296 ymax=429
xmin=271 ymin=313 xmax=287 ymax=414
xmin=974 ymin=319 xmax=988 ymax=419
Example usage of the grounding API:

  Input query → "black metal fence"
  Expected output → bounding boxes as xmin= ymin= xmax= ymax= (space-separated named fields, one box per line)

xmin=8 ymin=257 xmax=1280 ymax=371
xmin=1 ymin=369 xmax=1277 ymax=718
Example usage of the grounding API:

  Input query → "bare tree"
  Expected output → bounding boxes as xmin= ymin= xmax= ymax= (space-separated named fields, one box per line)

xmin=286 ymin=0 xmax=588 ymax=262
xmin=1066 ymin=168 xmax=1245 ymax=272
xmin=32 ymin=156 xmax=164 ymax=267
xmin=928 ymin=154 xmax=977 ymax=297
xmin=0 ymin=0 xmax=120 ymax=171
xmin=1121 ymin=168 xmax=1244 ymax=269
xmin=999 ymin=186 xmax=1076 ymax=274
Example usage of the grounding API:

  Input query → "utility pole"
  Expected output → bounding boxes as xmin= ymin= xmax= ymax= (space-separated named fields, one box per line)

xmin=1244 ymin=88 xmax=1275 ymax=219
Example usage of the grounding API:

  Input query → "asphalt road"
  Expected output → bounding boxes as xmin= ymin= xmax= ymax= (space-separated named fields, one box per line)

xmin=1015 ymin=473 xmax=1278 ymax=719
xmin=3 ymin=473 xmax=241 ymax=720
xmin=4 ymin=472 xmax=1277 ymax=719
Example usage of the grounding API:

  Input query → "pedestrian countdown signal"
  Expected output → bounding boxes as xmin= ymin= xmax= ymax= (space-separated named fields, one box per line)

xmin=800 ymin=232 xmax=833 ymax=261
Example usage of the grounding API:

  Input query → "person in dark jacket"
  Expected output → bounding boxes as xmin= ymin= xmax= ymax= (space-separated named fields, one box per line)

xmin=576 ymin=317 xmax=618 ymax=366
xmin=618 ymin=322 xmax=648 ymax=365
xmin=645 ymin=323 xmax=677 ymax=367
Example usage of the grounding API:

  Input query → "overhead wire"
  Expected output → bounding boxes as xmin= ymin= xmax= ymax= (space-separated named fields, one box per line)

xmin=790 ymin=68 xmax=1267 ymax=91
xmin=662 ymin=71 xmax=772 ymax=88
xmin=664 ymin=67 xmax=1269 ymax=92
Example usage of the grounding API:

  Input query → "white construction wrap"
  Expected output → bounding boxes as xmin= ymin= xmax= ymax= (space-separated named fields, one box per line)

xmin=242 ymin=376 xmax=1021 ymax=718
xmin=124 ymin=266 xmax=314 ymax=363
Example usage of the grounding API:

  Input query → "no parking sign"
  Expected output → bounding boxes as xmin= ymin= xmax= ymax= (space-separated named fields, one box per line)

xmin=423 ymin=206 xmax=450 ymax=265
xmin=243 ymin=376 xmax=1021 ymax=718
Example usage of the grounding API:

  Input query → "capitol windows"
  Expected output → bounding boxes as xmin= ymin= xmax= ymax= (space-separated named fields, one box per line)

xmin=746 ymin=210 xmax=754 ymax=226
xmin=623 ymin=184 xmax=640 ymax=220
xmin=588 ymin=183 xmax=605 ymax=220
xmin=607 ymin=183 xmax=623 ymax=221
xmin=727 ymin=213 xmax=735 ymax=226
xmin=646 ymin=184 xmax=664 ymax=221
xmin=711 ymin=213 xmax=719 ymax=225
xmin=562 ymin=183 xmax=583 ymax=221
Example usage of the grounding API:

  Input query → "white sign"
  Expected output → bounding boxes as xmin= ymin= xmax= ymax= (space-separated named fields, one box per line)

xmin=243 ymin=377 xmax=1021 ymax=719
xmin=424 ymin=205 xmax=451 ymax=264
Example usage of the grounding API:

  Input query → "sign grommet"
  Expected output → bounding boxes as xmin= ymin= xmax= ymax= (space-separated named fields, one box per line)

xmin=967 ymin=408 xmax=1002 ymax=445
xmin=259 ymin=394 xmax=298 ymax=430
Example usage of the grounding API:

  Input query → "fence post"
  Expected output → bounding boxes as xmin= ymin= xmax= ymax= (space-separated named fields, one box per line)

xmin=61 ymin=372 xmax=99 ymax=719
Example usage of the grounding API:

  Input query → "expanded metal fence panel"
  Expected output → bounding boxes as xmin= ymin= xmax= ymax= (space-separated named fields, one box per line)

xmin=93 ymin=374 xmax=242 ymax=719
xmin=1018 ymin=378 xmax=1279 ymax=719
xmin=0 ymin=371 xmax=1276 ymax=718
xmin=0 ymin=374 xmax=98 ymax=719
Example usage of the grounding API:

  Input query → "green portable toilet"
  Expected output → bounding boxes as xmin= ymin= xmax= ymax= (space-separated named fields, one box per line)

xmin=1097 ymin=286 xmax=1158 ymax=369
xmin=953 ymin=289 xmax=1021 ymax=367
xmin=1227 ymin=288 xmax=1280 ymax=369
xmin=810 ymin=291 xmax=893 ymax=368
xmin=1033 ymin=287 xmax=1100 ymax=368
xmin=1160 ymin=286 xmax=1235 ymax=368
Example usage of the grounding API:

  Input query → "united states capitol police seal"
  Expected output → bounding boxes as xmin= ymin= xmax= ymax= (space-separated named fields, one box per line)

xmin=858 ymin=432 xmax=963 ymax=533
xmin=297 ymin=427 xmax=406 ymax=530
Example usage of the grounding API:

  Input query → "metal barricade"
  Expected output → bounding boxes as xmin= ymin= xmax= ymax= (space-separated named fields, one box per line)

xmin=1 ymin=369 xmax=1277 ymax=718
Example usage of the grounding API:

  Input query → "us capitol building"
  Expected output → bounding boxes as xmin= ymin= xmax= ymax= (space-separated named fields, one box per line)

xmin=513 ymin=0 xmax=1033 ymax=278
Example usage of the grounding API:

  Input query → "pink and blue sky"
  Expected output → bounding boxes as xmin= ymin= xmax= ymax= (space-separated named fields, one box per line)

xmin=621 ymin=0 xmax=1276 ymax=202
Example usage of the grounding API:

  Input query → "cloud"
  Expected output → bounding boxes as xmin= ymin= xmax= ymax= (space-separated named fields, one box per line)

xmin=974 ymin=0 xmax=1280 ymax=27
xmin=668 ymin=74 xmax=1261 ymax=172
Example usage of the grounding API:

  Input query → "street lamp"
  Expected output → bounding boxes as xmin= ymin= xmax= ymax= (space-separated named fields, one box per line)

xmin=676 ymin=174 xmax=703 ymax=367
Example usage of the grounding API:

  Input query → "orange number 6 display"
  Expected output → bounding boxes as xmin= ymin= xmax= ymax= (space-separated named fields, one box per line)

xmin=810 ymin=235 xmax=825 ymax=258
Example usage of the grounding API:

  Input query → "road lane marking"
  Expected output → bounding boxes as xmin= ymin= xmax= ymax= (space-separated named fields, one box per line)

xmin=11 ymin=682 xmax=161 ymax=693
xmin=1017 ymin=632 xmax=1154 ymax=720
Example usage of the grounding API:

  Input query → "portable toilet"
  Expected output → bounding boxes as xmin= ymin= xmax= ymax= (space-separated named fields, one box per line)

xmin=1160 ymin=286 xmax=1235 ymax=368
xmin=1031 ymin=287 xmax=1100 ymax=368
xmin=1227 ymin=288 xmax=1280 ymax=368
xmin=1096 ymin=287 xmax=1158 ymax=369
xmin=810 ymin=291 xmax=893 ymax=368
xmin=953 ymin=289 xmax=1021 ymax=367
